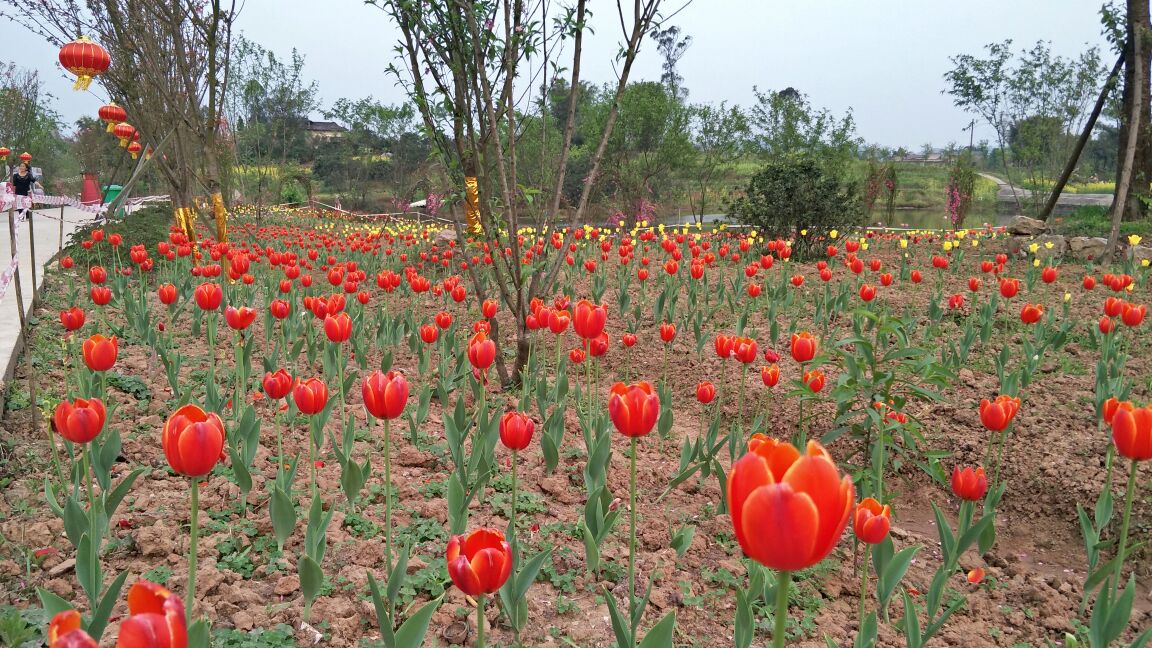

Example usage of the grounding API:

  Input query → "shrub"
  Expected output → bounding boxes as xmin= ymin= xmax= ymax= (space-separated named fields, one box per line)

xmin=727 ymin=156 xmax=861 ymax=258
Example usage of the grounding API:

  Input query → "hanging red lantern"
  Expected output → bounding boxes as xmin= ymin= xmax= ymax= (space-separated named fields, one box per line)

xmin=58 ymin=36 xmax=111 ymax=91
xmin=19 ymin=152 xmax=32 ymax=163
xmin=144 ymin=146 xmax=153 ymax=161
xmin=98 ymin=103 xmax=126 ymax=132
xmin=132 ymin=131 xmax=141 ymax=142
xmin=127 ymin=141 xmax=142 ymax=160
xmin=112 ymin=123 xmax=135 ymax=147
xmin=0 ymin=147 xmax=9 ymax=161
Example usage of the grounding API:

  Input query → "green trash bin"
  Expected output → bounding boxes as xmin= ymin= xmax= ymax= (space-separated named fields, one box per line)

xmin=101 ymin=185 xmax=125 ymax=218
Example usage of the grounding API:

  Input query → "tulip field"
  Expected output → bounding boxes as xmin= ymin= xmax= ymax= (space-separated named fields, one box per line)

xmin=2 ymin=208 xmax=1152 ymax=648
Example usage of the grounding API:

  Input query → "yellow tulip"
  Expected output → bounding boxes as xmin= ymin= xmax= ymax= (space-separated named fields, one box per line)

xmin=899 ymin=239 xmax=908 ymax=249
xmin=1028 ymin=243 xmax=1039 ymax=253
xmin=1128 ymin=234 xmax=1142 ymax=246
xmin=829 ymin=229 xmax=839 ymax=239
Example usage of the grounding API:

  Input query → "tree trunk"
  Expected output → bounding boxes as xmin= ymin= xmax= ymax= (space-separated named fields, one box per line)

xmin=1115 ymin=0 xmax=1152 ymax=222
xmin=1042 ymin=53 xmax=1125 ymax=224
xmin=1107 ymin=29 xmax=1143 ymax=261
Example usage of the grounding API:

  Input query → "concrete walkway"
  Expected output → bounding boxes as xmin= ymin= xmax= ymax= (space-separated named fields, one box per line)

xmin=0 ymin=205 xmax=96 ymax=385
xmin=979 ymin=173 xmax=1113 ymax=211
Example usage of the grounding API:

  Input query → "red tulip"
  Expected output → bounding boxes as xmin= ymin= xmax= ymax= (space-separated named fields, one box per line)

xmin=59 ymin=307 xmax=85 ymax=331
xmin=162 ymin=404 xmax=225 ymax=477
xmin=224 ymin=306 xmax=256 ymax=331
xmin=910 ymin=270 xmax=923 ymax=284
xmin=790 ymin=331 xmax=817 ymax=363
xmin=979 ymin=395 xmax=1021 ymax=432
xmin=859 ymin=284 xmax=877 ymax=302
xmin=853 ymin=498 xmax=891 ymax=544
xmin=948 ymin=293 xmax=966 ymax=310
xmin=193 ymin=282 xmax=222 ymax=311
xmin=82 ymin=334 xmax=118 ymax=371
xmin=999 ymin=278 xmax=1019 ymax=299
xmin=714 ymin=334 xmax=734 ymax=359
xmin=446 ymin=528 xmax=513 ymax=596
xmin=659 ymin=322 xmax=676 ymax=343
xmin=262 ymin=369 xmax=293 ymax=400
xmin=1104 ymin=297 xmax=1125 ymax=318
xmin=269 ymin=299 xmax=291 ymax=319
xmin=89 ymin=266 xmax=107 ymax=284
xmin=1020 ymin=303 xmax=1043 ymax=324
xmin=589 ymin=331 xmax=609 ymax=357
xmin=468 ymin=332 xmax=497 ymax=372
xmin=52 ymin=398 xmax=106 ymax=444
xmin=419 ymin=324 xmax=439 ymax=344
xmin=761 ymin=364 xmax=780 ymax=387
xmin=436 ymin=311 xmax=454 ymax=330
xmin=362 ymin=370 xmax=409 ymax=420
xmin=727 ymin=435 xmax=854 ymax=570
xmin=951 ymin=465 xmax=988 ymax=501
xmin=1111 ymin=406 xmax=1152 ymax=460
xmin=61 ymin=256 xmax=75 ymax=269
xmin=1083 ymin=275 xmax=1097 ymax=290
xmin=879 ymin=272 xmax=893 ymax=286
xmin=621 ymin=332 xmax=637 ymax=348
xmin=1041 ymin=266 xmax=1057 ymax=283
xmin=324 ymin=312 xmax=352 ymax=342
xmin=549 ymin=310 xmax=570 ymax=335
xmin=968 ymin=278 xmax=980 ymax=292
xmin=1100 ymin=316 xmax=1116 ymax=334
xmin=48 ymin=610 xmax=97 ymax=648
xmin=747 ymin=282 xmax=763 ymax=297
xmin=790 ymin=274 xmax=804 ymax=287
xmin=499 ymin=411 xmax=535 ymax=450
xmin=115 ymin=580 xmax=187 ymax=648
xmin=608 ymin=381 xmax=659 ymax=437
xmin=90 ymin=285 xmax=111 ymax=306
xmin=696 ymin=381 xmax=716 ymax=404
xmin=568 ymin=347 xmax=586 ymax=364
xmin=573 ymin=300 xmax=607 ymax=339
xmin=293 ymin=377 xmax=329 ymax=415
xmin=1121 ymin=303 xmax=1146 ymax=327
xmin=157 ymin=284 xmax=178 ymax=306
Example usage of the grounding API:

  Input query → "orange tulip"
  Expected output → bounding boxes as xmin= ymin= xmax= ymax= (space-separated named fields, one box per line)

xmin=608 ymin=381 xmax=660 ymax=437
xmin=116 ymin=580 xmax=187 ymax=648
xmin=48 ymin=609 xmax=96 ymax=648
xmin=979 ymin=395 xmax=1021 ymax=432
xmin=727 ymin=435 xmax=854 ymax=571
xmin=803 ymin=369 xmax=825 ymax=393
xmin=52 ymin=398 xmax=106 ymax=444
xmin=446 ymin=528 xmax=512 ymax=596
xmin=82 ymin=334 xmax=118 ymax=371
xmin=1103 ymin=397 xmax=1134 ymax=427
xmin=761 ymin=364 xmax=780 ymax=387
xmin=853 ymin=497 xmax=891 ymax=544
xmin=161 ymin=404 xmax=225 ymax=477
xmin=1111 ymin=406 xmax=1152 ymax=461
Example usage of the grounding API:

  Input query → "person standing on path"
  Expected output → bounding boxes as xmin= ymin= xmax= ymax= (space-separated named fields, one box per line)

xmin=10 ymin=162 xmax=42 ymax=219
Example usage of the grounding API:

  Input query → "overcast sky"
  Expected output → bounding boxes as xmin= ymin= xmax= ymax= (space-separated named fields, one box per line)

xmin=8 ymin=0 xmax=1110 ymax=148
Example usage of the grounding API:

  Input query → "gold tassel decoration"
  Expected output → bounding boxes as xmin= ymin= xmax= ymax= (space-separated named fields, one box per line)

xmin=465 ymin=176 xmax=482 ymax=233
xmin=211 ymin=192 xmax=228 ymax=243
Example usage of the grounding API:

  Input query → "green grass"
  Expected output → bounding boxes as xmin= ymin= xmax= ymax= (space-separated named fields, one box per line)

xmin=1051 ymin=206 xmax=1152 ymax=238
xmin=62 ymin=202 xmax=173 ymax=267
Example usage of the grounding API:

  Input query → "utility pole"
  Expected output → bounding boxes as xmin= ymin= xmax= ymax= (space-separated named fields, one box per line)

xmin=965 ymin=119 xmax=975 ymax=153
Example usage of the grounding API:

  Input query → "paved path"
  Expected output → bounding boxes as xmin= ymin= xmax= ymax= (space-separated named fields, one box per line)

xmin=979 ymin=173 xmax=1113 ymax=209
xmin=0 ymin=205 xmax=96 ymax=385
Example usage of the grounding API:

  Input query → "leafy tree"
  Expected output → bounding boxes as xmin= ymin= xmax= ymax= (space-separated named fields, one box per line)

xmin=0 ymin=62 xmax=72 ymax=188
xmin=945 ymin=40 xmax=1105 ymax=213
xmin=727 ymin=156 xmax=861 ymax=259
xmin=685 ymin=101 xmax=747 ymax=222
xmin=747 ymin=86 xmax=861 ymax=176
xmin=652 ymin=25 xmax=691 ymax=102
xmin=321 ymin=98 xmax=429 ymax=207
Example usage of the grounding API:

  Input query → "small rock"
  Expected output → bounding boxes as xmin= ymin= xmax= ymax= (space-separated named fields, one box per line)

xmin=1006 ymin=215 xmax=1047 ymax=236
xmin=1069 ymin=237 xmax=1108 ymax=261
xmin=231 ymin=611 xmax=255 ymax=631
xmin=275 ymin=574 xmax=300 ymax=595
xmin=47 ymin=558 xmax=76 ymax=577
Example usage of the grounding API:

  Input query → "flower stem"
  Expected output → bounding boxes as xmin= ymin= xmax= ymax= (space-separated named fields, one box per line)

xmin=858 ymin=548 xmax=870 ymax=627
xmin=1113 ymin=459 xmax=1139 ymax=590
xmin=82 ymin=444 xmax=98 ymax=607
xmin=773 ymin=570 xmax=791 ymax=648
xmin=384 ymin=418 xmax=393 ymax=576
xmin=476 ymin=594 xmax=486 ymax=648
xmin=187 ymin=478 xmax=200 ymax=619
xmin=628 ymin=436 xmax=638 ymax=645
